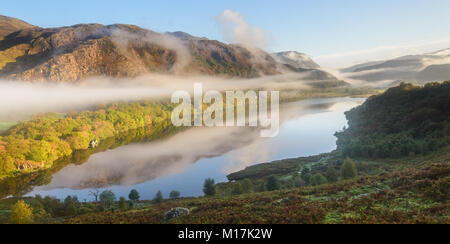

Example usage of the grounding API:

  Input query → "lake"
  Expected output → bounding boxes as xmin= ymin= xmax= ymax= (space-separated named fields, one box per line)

xmin=25 ymin=97 xmax=365 ymax=201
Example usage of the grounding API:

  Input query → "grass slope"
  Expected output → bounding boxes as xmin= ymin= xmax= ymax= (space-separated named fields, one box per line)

xmin=47 ymin=147 xmax=448 ymax=224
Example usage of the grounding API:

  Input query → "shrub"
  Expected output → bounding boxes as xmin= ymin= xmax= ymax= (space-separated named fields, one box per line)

xmin=326 ymin=165 xmax=339 ymax=183
xmin=265 ymin=176 xmax=280 ymax=191
xmin=311 ymin=173 xmax=328 ymax=186
xmin=341 ymin=158 xmax=357 ymax=180
xmin=154 ymin=191 xmax=164 ymax=203
xmin=100 ymin=190 xmax=116 ymax=208
xmin=203 ymin=178 xmax=216 ymax=196
xmin=9 ymin=200 xmax=34 ymax=224
xmin=128 ymin=189 xmax=140 ymax=201
xmin=169 ymin=190 xmax=181 ymax=199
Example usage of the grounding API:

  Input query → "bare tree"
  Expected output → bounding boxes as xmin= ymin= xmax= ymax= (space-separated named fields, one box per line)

xmin=89 ymin=189 xmax=101 ymax=203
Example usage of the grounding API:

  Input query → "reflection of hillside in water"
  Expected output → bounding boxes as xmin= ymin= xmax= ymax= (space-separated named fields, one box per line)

xmin=37 ymin=127 xmax=262 ymax=190
xmin=0 ymin=97 xmax=364 ymax=197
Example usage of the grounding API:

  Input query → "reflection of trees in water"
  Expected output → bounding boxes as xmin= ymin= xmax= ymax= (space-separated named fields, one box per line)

xmin=0 ymin=125 xmax=183 ymax=198
xmin=0 ymin=98 xmax=361 ymax=198
xmin=0 ymin=171 xmax=52 ymax=199
xmin=40 ymin=126 xmax=262 ymax=190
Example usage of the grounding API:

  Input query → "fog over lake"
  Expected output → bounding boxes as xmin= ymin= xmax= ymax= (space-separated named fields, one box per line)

xmin=27 ymin=97 xmax=365 ymax=200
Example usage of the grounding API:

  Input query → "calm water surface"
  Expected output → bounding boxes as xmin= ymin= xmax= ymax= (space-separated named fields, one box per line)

xmin=26 ymin=97 xmax=365 ymax=200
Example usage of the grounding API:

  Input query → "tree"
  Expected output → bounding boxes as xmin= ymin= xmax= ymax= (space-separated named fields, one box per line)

xmin=301 ymin=167 xmax=310 ymax=178
xmin=301 ymin=167 xmax=312 ymax=185
xmin=341 ymin=157 xmax=358 ymax=180
xmin=302 ymin=173 xmax=312 ymax=185
xmin=326 ymin=165 xmax=339 ymax=183
xmin=311 ymin=173 xmax=328 ymax=186
xmin=89 ymin=189 xmax=101 ymax=203
xmin=292 ymin=173 xmax=305 ymax=187
xmin=169 ymin=190 xmax=181 ymax=199
xmin=231 ymin=182 xmax=244 ymax=195
xmin=153 ymin=191 xmax=163 ymax=203
xmin=63 ymin=195 xmax=79 ymax=216
xmin=100 ymin=190 xmax=116 ymax=208
xmin=241 ymin=179 xmax=253 ymax=193
xmin=128 ymin=189 xmax=140 ymax=201
xmin=119 ymin=197 xmax=127 ymax=211
xmin=9 ymin=200 xmax=34 ymax=224
xmin=265 ymin=176 xmax=280 ymax=191
xmin=203 ymin=178 xmax=216 ymax=196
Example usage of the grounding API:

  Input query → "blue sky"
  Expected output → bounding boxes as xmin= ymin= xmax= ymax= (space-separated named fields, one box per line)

xmin=2 ymin=0 xmax=450 ymax=66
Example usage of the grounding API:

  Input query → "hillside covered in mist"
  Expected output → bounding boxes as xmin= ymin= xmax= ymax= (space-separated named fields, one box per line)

xmin=341 ymin=48 xmax=450 ymax=85
xmin=0 ymin=16 xmax=339 ymax=83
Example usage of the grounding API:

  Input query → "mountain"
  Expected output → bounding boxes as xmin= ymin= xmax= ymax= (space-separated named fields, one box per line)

xmin=0 ymin=16 xmax=346 ymax=83
xmin=0 ymin=15 xmax=35 ymax=37
xmin=272 ymin=51 xmax=344 ymax=82
xmin=341 ymin=48 xmax=450 ymax=85
xmin=0 ymin=21 xmax=283 ymax=82
xmin=271 ymin=51 xmax=320 ymax=69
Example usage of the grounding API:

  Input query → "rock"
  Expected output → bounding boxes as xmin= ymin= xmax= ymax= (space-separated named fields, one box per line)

xmin=276 ymin=197 xmax=291 ymax=204
xmin=164 ymin=207 xmax=190 ymax=221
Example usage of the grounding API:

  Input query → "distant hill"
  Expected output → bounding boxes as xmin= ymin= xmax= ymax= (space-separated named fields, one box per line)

xmin=341 ymin=49 xmax=450 ymax=85
xmin=271 ymin=51 xmax=320 ymax=69
xmin=0 ymin=15 xmax=35 ymax=37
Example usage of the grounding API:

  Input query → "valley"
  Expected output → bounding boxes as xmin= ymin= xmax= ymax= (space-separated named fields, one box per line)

xmin=0 ymin=12 xmax=448 ymax=225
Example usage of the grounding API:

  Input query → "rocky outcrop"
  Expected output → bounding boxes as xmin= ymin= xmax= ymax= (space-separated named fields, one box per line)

xmin=164 ymin=207 xmax=190 ymax=221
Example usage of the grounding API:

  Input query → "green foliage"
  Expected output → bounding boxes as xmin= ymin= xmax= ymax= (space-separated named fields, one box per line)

xmin=153 ymin=191 xmax=163 ymax=204
xmin=231 ymin=182 xmax=244 ymax=195
xmin=341 ymin=158 xmax=357 ymax=180
xmin=265 ymin=176 xmax=280 ymax=191
xmin=9 ymin=200 xmax=33 ymax=224
xmin=128 ymin=189 xmax=140 ymax=201
xmin=119 ymin=197 xmax=128 ymax=211
xmin=203 ymin=178 xmax=216 ymax=197
xmin=0 ymin=100 xmax=175 ymax=176
xmin=335 ymin=82 xmax=450 ymax=159
xmin=311 ymin=173 xmax=328 ymax=186
xmin=302 ymin=173 xmax=312 ymax=185
xmin=62 ymin=195 xmax=80 ymax=216
xmin=241 ymin=179 xmax=254 ymax=194
xmin=169 ymin=190 xmax=181 ymax=199
xmin=326 ymin=165 xmax=339 ymax=183
xmin=100 ymin=190 xmax=116 ymax=208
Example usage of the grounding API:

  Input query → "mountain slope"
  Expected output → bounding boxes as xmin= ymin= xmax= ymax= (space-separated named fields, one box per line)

xmin=0 ymin=16 xmax=348 ymax=83
xmin=335 ymin=82 xmax=450 ymax=158
xmin=342 ymin=48 xmax=450 ymax=85
xmin=272 ymin=51 xmax=320 ymax=69
xmin=0 ymin=23 xmax=282 ymax=82
xmin=0 ymin=15 xmax=35 ymax=37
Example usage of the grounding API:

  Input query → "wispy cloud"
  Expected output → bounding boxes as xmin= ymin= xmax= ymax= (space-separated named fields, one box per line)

xmin=216 ymin=9 xmax=272 ymax=49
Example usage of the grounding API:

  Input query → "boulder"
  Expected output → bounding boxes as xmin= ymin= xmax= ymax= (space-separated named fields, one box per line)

xmin=164 ymin=207 xmax=190 ymax=221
